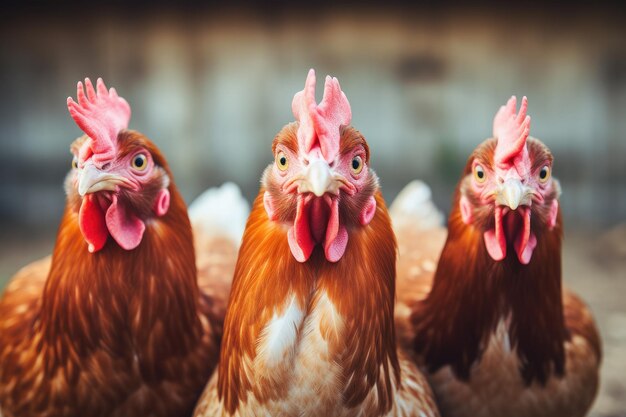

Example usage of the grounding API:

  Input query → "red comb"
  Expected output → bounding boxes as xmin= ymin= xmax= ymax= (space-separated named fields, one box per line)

xmin=67 ymin=78 xmax=131 ymax=165
xmin=292 ymin=69 xmax=351 ymax=162
xmin=493 ymin=96 xmax=531 ymax=174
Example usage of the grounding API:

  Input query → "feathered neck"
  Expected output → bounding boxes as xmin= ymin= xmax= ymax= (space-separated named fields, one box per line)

xmin=413 ymin=189 xmax=567 ymax=384
xmin=40 ymin=184 xmax=200 ymax=363
xmin=218 ymin=190 xmax=399 ymax=414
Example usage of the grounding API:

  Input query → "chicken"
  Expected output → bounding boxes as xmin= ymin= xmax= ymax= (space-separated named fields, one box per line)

xmin=394 ymin=97 xmax=602 ymax=417
xmin=0 ymin=79 xmax=247 ymax=417
xmin=193 ymin=69 xmax=439 ymax=417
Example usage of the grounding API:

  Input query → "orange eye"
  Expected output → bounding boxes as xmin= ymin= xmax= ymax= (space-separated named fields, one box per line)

xmin=72 ymin=157 xmax=78 ymax=169
xmin=474 ymin=164 xmax=486 ymax=183
xmin=132 ymin=154 xmax=148 ymax=171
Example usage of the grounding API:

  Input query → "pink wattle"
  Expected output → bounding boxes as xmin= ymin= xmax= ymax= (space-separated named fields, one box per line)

xmin=288 ymin=196 xmax=315 ymax=262
xmin=513 ymin=207 xmax=536 ymax=265
xmin=484 ymin=206 xmax=506 ymax=261
xmin=484 ymin=231 xmax=505 ymax=261
xmin=517 ymin=232 xmax=537 ymax=265
xmin=79 ymin=194 xmax=108 ymax=253
xmin=286 ymin=194 xmax=349 ymax=263
xmin=105 ymin=195 xmax=146 ymax=251
xmin=326 ymin=226 xmax=348 ymax=262
xmin=323 ymin=198 xmax=348 ymax=262
xmin=483 ymin=206 xmax=537 ymax=264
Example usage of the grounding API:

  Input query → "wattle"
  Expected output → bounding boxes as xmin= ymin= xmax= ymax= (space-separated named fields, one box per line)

xmin=78 ymin=193 xmax=146 ymax=253
xmin=483 ymin=206 xmax=536 ymax=264
xmin=287 ymin=194 xmax=348 ymax=263
xmin=79 ymin=194 xmax=109 ymax=253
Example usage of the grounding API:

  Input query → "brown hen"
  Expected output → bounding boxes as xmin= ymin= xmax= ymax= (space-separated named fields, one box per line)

xmin=0 ymin=79 xmax=244 ymax=417
xmin=194 ymin=70 xmax=439 ymax=417
xmin=394 ymin=97 xmax=601 ymax=417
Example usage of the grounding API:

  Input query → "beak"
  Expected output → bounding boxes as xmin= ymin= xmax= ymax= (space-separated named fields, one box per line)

xmin=78 ymin=163 xmax=129 ymax=197
xmin=496 ymin=178 xmax=533 ymax=210
xmin=302 ymin=158 xmax=333 ymax=197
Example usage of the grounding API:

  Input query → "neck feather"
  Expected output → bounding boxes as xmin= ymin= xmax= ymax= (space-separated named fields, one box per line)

xmin=40 ymin=185 xmax=200 ymax=362
xmin=412 ymin=190 xmax=566 ymax=384
xmin=218 ymin=190 xmax=399 ymax=414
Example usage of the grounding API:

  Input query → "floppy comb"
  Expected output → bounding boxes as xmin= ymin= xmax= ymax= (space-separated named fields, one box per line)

xmin=67 ymin=78 xmax=131 ymax=165
xmin=493 ymin=95 xmax=531 ymax=176
xmin=292 ymin=69 xmax=351 ymax=163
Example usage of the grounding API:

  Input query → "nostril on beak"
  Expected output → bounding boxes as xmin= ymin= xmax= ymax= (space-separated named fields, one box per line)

xmin=498 ymin=178 xmax=525 ymax=210
xmin=306 ymin=159 xmax=332 ymax=197
xmin=503 ymin=186 xmax=521 ymax=210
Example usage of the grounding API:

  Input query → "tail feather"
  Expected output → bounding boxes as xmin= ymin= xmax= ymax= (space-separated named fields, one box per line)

xmin=389 ymin=180 xmax=444 ymax=233
xmin=189 ymin=182 xmax=250 ymax=247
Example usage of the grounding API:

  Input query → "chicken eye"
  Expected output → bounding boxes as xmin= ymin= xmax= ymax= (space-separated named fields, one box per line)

xmin=474 ymin=164 xmax=486 ymax=183
xmin=276 ymin=151 xmax=288 ymax=171
xmin=132 ymin=154 xmax=148 ymax=171
xmin=538 ymin=165 xmax=551 ymax=183
xmin=72 ymin=157 xmax=78 ymax=170
xmin=351 ymin=155 xmax=363 ymax=174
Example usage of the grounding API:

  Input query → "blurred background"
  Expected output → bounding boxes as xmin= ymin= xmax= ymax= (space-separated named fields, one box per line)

xmin=0 ymin=3 xmax=624 ymax=415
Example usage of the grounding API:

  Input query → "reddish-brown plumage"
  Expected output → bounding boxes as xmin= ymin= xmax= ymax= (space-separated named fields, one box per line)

xmin=0 ymin=130 xmax=234 ymax=417
xmin=218 ymin=126 xmax=399 ymax=412
xmin=395 ymin=137 xmax=602 ymax=417
xmin=196 ymin=124 xmax=439 ymax=417
xmin=216 ymin=188 xmax=318 ymax=413
xmin=217 ymin=189 xmax=400 ymax=414
xmin=410 ymin=185 xmax=568 ymax=383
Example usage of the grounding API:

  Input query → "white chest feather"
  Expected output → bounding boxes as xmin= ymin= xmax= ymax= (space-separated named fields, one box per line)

xmin=240 ymin=293 xmax=436 ymax=417
xmin=194 ymin=293 xmax=352 ymax=417
xmin=429 ymin=318 xmax=599 ymax=417
xmin=255 ymin=295 xmax=304 ymax=370
xmin=243 ymin=292 xmax=349 ymax=416
xmin=195 ymin=292 xmax=438 ymax=417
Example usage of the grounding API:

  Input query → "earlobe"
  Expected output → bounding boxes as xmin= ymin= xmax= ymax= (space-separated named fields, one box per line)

xmin=154 ymin=189 xmax=170 ymax=217
xmin=460 ymin=195 xmax=473 ymax=224
xmin=547 ymin=199 xmax=558 ymax=230
xmin=264 ymin=191 xmax=277 ymax=221
xmin=359 ymin=195 xmax=376 ymax=226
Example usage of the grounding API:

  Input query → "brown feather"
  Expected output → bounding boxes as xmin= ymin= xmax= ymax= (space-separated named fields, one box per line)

xmin=210 ymin=126 xmax=438 ymax=417
xmin=395 ymin=137 xmax=601 ymax=417
xmin=0 ymin=130 xmax=232 ymax=417
xmin=318 ymin=191 xmax=400 ymax=413
xmin=216 ymin=190 xmax=317 ymax=413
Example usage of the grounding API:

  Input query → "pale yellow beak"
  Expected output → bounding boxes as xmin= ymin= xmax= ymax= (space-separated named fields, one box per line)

xmin=496 ymin=178 xmax=533 ymax=210
xmin=303 ymin=159 xmax=333 ymax=197
xmin=78 ymin=164 xmax=129 ymax=197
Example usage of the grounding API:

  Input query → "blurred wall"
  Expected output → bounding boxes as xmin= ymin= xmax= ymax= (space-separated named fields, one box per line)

xmin=1 ymin=5 xmax=625 ymax=235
